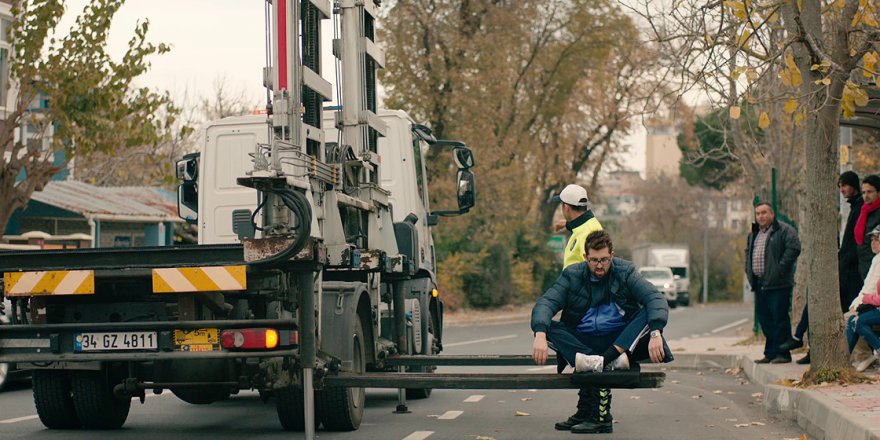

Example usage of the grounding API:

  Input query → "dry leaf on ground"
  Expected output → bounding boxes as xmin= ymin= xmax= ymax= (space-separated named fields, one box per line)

xmin=515 ymin=411 xmax=530 ymax=417
xmin=520 ymin=397 xmax=533 ymax=402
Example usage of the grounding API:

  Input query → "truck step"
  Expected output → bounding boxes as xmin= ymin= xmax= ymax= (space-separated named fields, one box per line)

xmin=322 ymin=371 xmax=665 ymax=389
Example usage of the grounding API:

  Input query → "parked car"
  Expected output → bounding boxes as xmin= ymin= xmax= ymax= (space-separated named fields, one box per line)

xmin=638 ymin=266 xmax=678 ymax=308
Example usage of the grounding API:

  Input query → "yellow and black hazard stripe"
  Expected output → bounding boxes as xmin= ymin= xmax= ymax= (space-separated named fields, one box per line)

xmin=4 ymin=270 xmax=95 ymax=296
xmin=152 ymin=266 xmax=247 ymax=293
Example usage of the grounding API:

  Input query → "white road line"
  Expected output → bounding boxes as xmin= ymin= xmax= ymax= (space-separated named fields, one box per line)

xmin=437 ymin=410 xmax=464 ymax=420
xmin=526 ymin=365 xmax=557 ymax=371
xmin=402 ymin=431 xmax=434 ymax=440
xmin=711 ymin=318 xmax=750 ymax=334
xmin=443 ymin=334 xmax=518 ymax=347
xmin=463 ymin=394 xmax=485 ymax=403
xmin=0 ymin=415 xmax=39 ymax=424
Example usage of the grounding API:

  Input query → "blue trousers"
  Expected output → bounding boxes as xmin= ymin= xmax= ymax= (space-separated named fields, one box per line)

xmin=846 ymin=309 xmax=880 ymax=353
xmin=755 ymin=283 xmax=793 ymax=359
xmin=547 ymin=308 xmax=674 ymax=367
xmin=546 ymin=308 xmax=674 ymax=412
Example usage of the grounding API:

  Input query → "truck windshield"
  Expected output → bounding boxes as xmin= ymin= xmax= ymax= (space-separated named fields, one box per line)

xmin=671 ymin=267 xmax=687 ymax=277
xmin=640 ymin=270 xmax=672 ymax=280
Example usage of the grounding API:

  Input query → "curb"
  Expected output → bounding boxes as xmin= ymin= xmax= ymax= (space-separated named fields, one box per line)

xmin=669 ymin=352 xmax=880 ymax=440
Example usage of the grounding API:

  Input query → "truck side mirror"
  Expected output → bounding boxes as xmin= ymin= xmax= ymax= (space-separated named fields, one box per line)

xmin=453 ymin=147 xmax=475 ymax=169
xmin=178 ymin=181 xmax=199 ymax=224
xmin=457 ymin=169 xmax=475 ymax=212
xmin=176 ymin=153 xmax=199 ymax=182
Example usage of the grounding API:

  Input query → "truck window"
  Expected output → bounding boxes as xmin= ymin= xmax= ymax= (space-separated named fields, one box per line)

xmin=412 ymin=138 xmax=426 ymax=204
xmin=671 ymin=267 xmax=687 ymax=278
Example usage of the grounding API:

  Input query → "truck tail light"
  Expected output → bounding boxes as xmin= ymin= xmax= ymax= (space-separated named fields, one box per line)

xmin=220 ymin=328 xmax=298 ymax=350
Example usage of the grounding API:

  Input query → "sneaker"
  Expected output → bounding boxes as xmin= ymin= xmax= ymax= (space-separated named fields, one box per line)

xmin=779 ymin=337 xmax=804 ymax=352
xmin=575 ymin=353 xmax=604 ymax=373
xmin=603 ymin=353 xmax=631 ymax=371
xmin=856 ymin=351 xmax=879 ymax=372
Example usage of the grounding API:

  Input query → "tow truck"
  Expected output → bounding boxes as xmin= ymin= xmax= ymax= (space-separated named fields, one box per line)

xmin=0 ymin=1 xmax=663 ymax=439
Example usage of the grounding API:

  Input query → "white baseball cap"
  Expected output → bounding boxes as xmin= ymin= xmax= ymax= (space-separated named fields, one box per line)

xmin=551 ymin=184 xmax=590 ymax=207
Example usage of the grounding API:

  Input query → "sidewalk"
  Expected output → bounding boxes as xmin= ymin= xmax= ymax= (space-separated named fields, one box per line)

xmin=669 ymin=336 xmax=880 ymax=440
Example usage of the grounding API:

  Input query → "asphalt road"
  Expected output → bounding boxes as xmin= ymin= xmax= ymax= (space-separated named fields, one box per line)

xmin=0 ymin=303 xmax=808 ymax=440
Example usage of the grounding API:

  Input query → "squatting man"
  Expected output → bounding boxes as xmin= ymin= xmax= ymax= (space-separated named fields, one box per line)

xmin=531 ymin=230 xmax=673 ymax=434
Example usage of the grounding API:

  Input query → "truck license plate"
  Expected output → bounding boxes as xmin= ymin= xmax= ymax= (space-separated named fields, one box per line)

xmin=173 ymin=328 xmax=219 ymax=352
xmin=75 ymin=332 xmax=158 ymax=352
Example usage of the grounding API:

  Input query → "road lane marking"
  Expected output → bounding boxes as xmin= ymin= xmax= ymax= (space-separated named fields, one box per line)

xmin=437 ymin=410 xmax=463 ymax=420
xmin=711 ymin=318 xmax=750 ymax=334
xmin=0 ymin=415 xmax=39 ymax=424
xmin=526 ymin=365 xmax=557 ymax=371
xmin=402 ymin=431 xmax=434 ymax=440
xmin=443 ymin=334 xmax=518 ymax=347
xmin=464 ymin=394 xmax=485 ymax=402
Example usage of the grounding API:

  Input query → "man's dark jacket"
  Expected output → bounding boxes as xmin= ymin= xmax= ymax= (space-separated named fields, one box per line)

xmin=530 ymin=258 xmax=669 ymax=335
xmin=745 ymin=219 xmax=801 ymax=290
xmin=840 ymin=194 xmax=863 ymax=272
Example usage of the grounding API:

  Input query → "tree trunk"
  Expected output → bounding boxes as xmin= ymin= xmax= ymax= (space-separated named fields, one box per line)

xmin=804 ymin=101 xmax=850 ymax=372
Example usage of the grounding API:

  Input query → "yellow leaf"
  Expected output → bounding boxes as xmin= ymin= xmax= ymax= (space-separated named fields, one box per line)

xmin=746 ymin=93 xmax=758 ymax=104
xmin=730 ymin=106 xmax=742 ymax=120
xmin=746 ymin=69 xmax=757 ymax=83
xmin=811 ymin=64 xmax=821 ymax=71
xmin=797 ymin=0 xmax=802 ymax=12
xmin=822 ymin=77 xmax=832 ymax=85
xmin=768 ymin=12 xmax=778 ymax=23
xmin=780 ymin=70 xmax=792 ymax=86
xmin=864 ymin=51 xmax=878 ymax=77
xmin=738 ymin=30 xmax=752 ymax=48
xmin=784 ymin=53 xmax=803 ymax=87
xmin=834 ymin=0 xmax=846 ymax=10
xmin=784 ymin=98 xmax=798 ymax=114
xmin=795 ymin=111 xmax=805 ymax=126
xmin=705 ymin=32 xmax=715 ymax=46
xmin=758 ymin=111 xmax=771 ymax=129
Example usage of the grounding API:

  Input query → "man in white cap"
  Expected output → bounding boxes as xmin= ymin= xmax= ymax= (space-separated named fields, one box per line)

xmin=552 ymin=184 xmax=603 ymax=269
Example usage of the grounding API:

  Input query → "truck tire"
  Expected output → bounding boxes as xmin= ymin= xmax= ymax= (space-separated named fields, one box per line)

xmin=406 ymin=311 xmax=435 ymax=400
xmin=70 ymin=370 xmax=131 ymax=429
xmin=276 ymin=385 xmax=319 ymax=431
xmin=316 ymin=315 xmax=366 ymax=431
xmin=32 ymin=370 xmax=80 ymax=429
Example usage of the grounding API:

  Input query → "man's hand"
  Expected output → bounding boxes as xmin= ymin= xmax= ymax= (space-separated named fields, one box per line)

xmin=845 ymin=309 xmax=857 ymax=324
xmin=552 ymin=219 xmax=566 ymax=234
xmin=532 ymin=332 xmax=549 ymax=365
xmin=648 ymin=334 xmax=665 ymax=363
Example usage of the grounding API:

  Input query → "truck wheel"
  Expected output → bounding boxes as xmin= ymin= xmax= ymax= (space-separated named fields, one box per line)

xmin=0 ymin=361 xmax=9 ymax=392
xmin=276 ymin=385 xmax=319 ymax=431
xmin=406 ymin=311 xmax=435 ymax=400
xmin=33 ymin=370 xmax=80 ymax=429
xmin=70 ymin=370 xmax=131 ymax=429
xmin=317 ymin=315 xmax=366 ymax=431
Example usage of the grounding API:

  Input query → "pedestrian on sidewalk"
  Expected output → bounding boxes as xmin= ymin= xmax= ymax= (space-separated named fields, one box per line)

xmin=845 ymin=225 xmax=880 ymax=372
xmin=551 ymin=184 xmax=603 ymax=269
xmin=856 ymin=175 xmax=880 ymax=280
xmin=782 ymin=171 xmax=864 ymax=365
xmin=745 ymin=202 xmax=802 ymax=364
xmin=531 ymin=231 xmax=673 ymax=434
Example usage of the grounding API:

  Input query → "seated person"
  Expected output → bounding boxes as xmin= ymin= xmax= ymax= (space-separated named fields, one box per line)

xmin=845 ymin=225 xmax=880 ymax=371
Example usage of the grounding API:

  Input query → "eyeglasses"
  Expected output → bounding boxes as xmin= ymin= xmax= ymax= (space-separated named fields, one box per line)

xmin=587 ymin=257 xmax=612 ymax=266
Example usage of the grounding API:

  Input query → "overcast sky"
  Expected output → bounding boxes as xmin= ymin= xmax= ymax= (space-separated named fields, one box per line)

xmin=60 ymin=0 xmax=645 ymax=173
